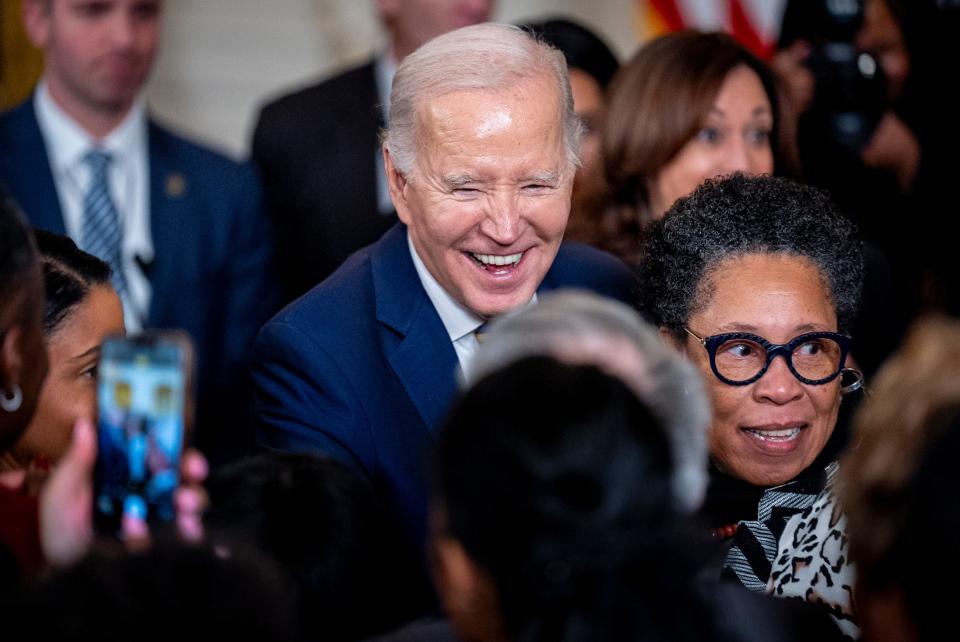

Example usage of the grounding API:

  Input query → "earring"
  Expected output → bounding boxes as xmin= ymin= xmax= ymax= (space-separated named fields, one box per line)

xmin=839 ymin=368 xmax=865 ymax=396
xmin=0 ymin=385 xmax=22 ymax=412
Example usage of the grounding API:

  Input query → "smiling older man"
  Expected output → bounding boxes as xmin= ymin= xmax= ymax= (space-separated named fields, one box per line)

xmin=251 ymin=22 xmax=633 ymax=604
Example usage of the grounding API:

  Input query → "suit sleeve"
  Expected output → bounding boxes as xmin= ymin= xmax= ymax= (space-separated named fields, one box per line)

xmin=251 ymin=318 xmax=377 ymax=477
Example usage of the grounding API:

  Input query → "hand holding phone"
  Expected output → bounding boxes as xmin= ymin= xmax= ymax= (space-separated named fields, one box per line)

xmin=40 ymin=416 xmax=208 ymax=566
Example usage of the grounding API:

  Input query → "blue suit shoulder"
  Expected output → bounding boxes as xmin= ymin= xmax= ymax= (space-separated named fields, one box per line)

xmin=251 ymin=237 xmax=386 ymax=473
xmin=548 ymin=241 xmax=637 ymax=305
xmin=265 ymin=240 xmax=378 ymax=344
xmin=149 ymin=121 xmax=255 ymax=180
xmin=0 ymin=99 xmax=32 ymax=128
xmin=0 ymin=101 xmax=27 ymax=135
xmin=0 ymin=101 xmax=45 ymax=188
xmin=148 ymin=120 xmax=264 ymax=237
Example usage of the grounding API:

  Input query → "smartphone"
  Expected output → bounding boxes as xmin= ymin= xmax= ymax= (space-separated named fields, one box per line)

xmin=93 ymin=332 xmax=194 ymax=536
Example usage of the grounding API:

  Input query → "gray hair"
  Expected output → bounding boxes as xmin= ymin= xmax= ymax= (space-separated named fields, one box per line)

xmin=466 ymin=290 xmax=710 ymax=513
xmin=383 ymin=22 xmax=583 ymax=176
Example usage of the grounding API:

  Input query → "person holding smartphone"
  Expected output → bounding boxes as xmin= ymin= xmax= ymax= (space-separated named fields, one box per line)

xmin=1 ymin=231 xmax=124 ymax=489
xmin=1 ymin=195 xmax=207 ymax=582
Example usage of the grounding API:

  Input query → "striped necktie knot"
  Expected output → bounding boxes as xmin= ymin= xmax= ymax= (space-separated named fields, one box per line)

xmin=85 ymin=149 xmax=111 ymax=175
xmin=81 ymin=148 xmax=129 ymax=304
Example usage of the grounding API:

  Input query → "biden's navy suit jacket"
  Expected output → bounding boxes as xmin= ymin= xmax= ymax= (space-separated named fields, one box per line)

xmin=253 ymin=223 xmax=635 ymax=563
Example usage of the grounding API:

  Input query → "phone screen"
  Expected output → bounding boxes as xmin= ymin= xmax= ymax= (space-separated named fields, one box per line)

xmin=94 ymin=335 xmax=187 ymax=535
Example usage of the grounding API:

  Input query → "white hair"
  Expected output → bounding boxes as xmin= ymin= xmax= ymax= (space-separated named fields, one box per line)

xmin=465 ymin=290 xmax=711 ymax=513
xmin=383 ymin=22 xmax=583 ymax=176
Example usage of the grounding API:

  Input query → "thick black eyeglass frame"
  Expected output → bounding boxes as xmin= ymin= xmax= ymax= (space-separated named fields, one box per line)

xmin=684 ymin=328 xmax=851 ymax=386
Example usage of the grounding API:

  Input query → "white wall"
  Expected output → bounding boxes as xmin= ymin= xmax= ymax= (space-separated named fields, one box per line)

xmin=145 ymin=0 xmax=639 ymax=159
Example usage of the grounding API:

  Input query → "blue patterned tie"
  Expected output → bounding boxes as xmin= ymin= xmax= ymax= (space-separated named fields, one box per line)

xmin=82 ymin=150 xmax=129 ymax=301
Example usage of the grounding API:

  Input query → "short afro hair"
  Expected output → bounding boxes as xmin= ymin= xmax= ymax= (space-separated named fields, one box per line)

xmin=637 ymin=174 xmax=863 ymax=340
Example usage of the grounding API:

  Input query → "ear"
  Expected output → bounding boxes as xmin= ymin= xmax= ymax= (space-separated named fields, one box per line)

xmin=1 ymin=325 xmax=24 ymax=392
xmin=383 ymin=146 xmax=412 ymax=226
xmin=22 ymin=0 xmax=52 ymax=50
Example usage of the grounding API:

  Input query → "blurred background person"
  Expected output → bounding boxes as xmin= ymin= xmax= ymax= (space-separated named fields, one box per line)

xmin=776 ymin=0 xmax=924 ymax=216
xmin=772 ymin=0 xmax=955 ymax=370
xmin=0 ymin=0 xmax=278 ymax=465
xmin=637 ymin=175 xmax=862 ymax=637
xmin=205 ymin=452 xmax=417 ymax=641
xmin=252 ymin=0 xmax=495 ymax=303
xmin=841 ymin=316 xmax=960 ymax=642
xmin=586 ymin=30 xmax=794 ymax=265
xmin=0 ymin=191 xmax=49 ymax=584
xmin=8 ymin=543 xmax=299 ymax=642
xmin=517 ymin=18 xmax=620 ymax=240
xmin=1 ymin=231 xmax=124 ymax=489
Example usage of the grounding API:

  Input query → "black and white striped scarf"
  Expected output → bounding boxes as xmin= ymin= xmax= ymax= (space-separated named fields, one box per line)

xmin=721 ymin=462 xmax=840 ymax=592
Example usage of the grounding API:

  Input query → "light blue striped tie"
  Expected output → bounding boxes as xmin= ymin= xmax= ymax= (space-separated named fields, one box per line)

xmin=81 ymin=150 xmax=129 ymax=301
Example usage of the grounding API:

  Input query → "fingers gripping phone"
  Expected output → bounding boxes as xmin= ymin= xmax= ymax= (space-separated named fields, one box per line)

xmin=93 ymin=332 xmax=194 ymax=536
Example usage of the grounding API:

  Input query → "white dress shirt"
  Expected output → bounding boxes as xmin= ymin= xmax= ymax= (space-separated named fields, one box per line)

xmin=34 ymin=79 xmax=152 ymax=332
xmin=407 ymin=234 xmax=535 ymax=382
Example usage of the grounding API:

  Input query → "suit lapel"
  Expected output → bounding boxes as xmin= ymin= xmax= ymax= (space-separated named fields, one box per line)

xmin=0 ymin=100 xmax=67 ymax=233
xmin=372 ymin=225 xmax=459 ymax=435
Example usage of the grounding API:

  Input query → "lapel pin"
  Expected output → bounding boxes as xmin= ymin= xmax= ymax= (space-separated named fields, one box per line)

xmin=165 ymin=173 xmax=187 ymax=199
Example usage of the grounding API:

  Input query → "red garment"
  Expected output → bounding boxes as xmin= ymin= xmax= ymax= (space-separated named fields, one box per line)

xmin=0 ymin=484 xmax=44 ymax=577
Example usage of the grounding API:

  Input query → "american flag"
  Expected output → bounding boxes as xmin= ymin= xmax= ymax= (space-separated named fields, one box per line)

xmin=639 ymin=0 xmax=790 ymax=59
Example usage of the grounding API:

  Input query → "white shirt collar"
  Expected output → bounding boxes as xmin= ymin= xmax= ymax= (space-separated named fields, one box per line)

xmin=35 ymin=78 xmax=147 ymax=169
xmin=407 ymin=233 xmax=484 ymax=343
xmin=35 ymin=80 xmax=90 ymax=175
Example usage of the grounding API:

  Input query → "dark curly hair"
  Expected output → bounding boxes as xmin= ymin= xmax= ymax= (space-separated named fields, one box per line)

xmin=637 ymin=174 xmax=863 ymax=341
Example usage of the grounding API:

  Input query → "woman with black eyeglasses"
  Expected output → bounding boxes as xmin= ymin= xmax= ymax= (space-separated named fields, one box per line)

xmin=637 ymin=173 xmax=863 ymax=637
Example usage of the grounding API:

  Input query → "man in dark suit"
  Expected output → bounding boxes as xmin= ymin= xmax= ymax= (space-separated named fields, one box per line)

xmin=0 ymin=0 xmax=277 ymax=462
xmin=253 ymin=23 xmax=635 ymax=611
xmin=251 ymin=0 xmax=494 ymax=302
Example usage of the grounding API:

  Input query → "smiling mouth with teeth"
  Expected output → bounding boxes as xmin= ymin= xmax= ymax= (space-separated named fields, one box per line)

xmin=744 ymin=426 xmax=804 ymax=442
xmin=469 ymin=251 xmax=523 ymax=268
